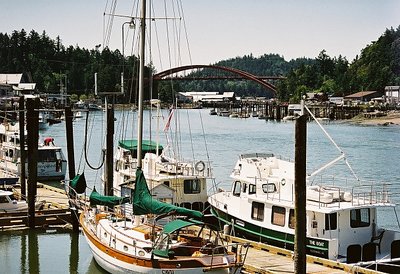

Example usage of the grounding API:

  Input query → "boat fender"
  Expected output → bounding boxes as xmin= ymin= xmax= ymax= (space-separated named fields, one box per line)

xmin=195 ymin=161 xmax=205 ymax=172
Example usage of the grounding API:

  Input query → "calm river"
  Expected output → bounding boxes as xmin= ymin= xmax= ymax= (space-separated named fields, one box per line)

xmin=1 ymin=108 xmax=399 ymax=273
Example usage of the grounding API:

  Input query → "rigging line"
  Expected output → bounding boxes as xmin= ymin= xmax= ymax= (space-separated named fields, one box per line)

xmin=151 ymin=4 xmax=164 ymax=71
xmin=304 ymin=104 xmax=359 ymax=181
xmin=178 ymin=0 xmax=193 ymax=65
xmin=185 ymin=109 xmax=196 ymax=163
xmin=198 ymin=109 xmax=213 ymax=177
xmin=83 ymin=110 xmax=105 ymax=170
xmin=163 ymin=0 xmax=173 ymax=70
xmin=170 ymin=0 xmax=180 ymax=67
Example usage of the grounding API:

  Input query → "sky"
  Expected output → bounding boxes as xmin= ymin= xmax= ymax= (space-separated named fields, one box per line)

xmin=1 ymin=0 xmax=399 ymax=71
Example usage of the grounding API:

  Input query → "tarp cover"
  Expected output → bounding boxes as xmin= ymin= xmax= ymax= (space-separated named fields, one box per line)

xmin=162 ymin=218 xmax=204 ymax=234
xmin=132 ymin=169 xmax=203 ymax=219
xmin=70 ymin=173 xmax=87 ymax=194
xmin=118 ymin=139 xmax=163 ymax=156
xmin=89 ymin=187 xmax=130 ymax=207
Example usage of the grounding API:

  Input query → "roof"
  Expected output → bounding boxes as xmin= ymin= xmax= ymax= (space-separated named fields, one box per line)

xmin=0 ymin=74 xmax=23 ymax=85
xmin=16 ymin=83 xmax=36 ymax=90
xmin=344 ymin=91 xmax=379 ymax=99
xmin=385 ymin=86 xmax=400 ymax=91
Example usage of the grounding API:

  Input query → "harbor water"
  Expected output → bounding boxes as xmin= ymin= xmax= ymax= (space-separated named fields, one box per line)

xmin=1 ymin=108 xmax=399 ymax=273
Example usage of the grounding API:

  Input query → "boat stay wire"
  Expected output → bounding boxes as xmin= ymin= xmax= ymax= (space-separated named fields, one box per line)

xmin=304 ymin=104 xmax=359 ymax=182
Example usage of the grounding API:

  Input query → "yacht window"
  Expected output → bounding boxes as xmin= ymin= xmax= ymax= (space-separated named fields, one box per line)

xmin=289 ymin=209 xmax=295 ymax=229
xmin=184 ymin=179 xmax=201 ymax=194
xmin=251 ymin=202 xmax=264 ymax=221
xmin=242 ymin=183 xmax=247 ymax=193
xmin=262 ymin=183 xmax=276 ymax=193
xmin=350 ymin=208 xmax=370 ymax=228
xmin=0 ymin=196 xmax=8 ymax=203
xmin=163 ymin=181 xmax=170 ymax=187
xmin=325 ymin=213 xmax=337 ymax=230
xmin=271 ymin=206 xmax=286 ymax=227
xmin=38 ymin=150 xmax=57 ymax=162
xmin=233 ymin=181 xmax=241 ymax=196
xmin=249 ymin=184 xmax=256 ymax=194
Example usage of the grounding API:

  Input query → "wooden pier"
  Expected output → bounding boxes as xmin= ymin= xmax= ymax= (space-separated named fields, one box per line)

xmin=226 ymin=235 xmax=384 ymax=274
xmin=0 ymin=183 xmax=73 ymax=229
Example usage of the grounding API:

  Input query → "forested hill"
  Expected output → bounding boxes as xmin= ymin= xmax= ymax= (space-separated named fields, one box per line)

xmin=0 ymin=26 xmax=399 ymax=103
xmin=179 ymin=26 xmax=400 ymax=101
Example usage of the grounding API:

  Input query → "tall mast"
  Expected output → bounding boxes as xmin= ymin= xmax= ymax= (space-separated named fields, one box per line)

xmin=137 ymin=0 xmax=146 ymax=168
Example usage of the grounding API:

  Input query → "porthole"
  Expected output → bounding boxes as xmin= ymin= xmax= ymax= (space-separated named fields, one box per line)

xmin=138 ymin=250 xmax=145 ymax=256
xmin=123 ymin=245 xmax=128 ymax=251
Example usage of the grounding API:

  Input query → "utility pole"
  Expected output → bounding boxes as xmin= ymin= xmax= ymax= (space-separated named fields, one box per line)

xmin=19 ymin=96 xmax=26 ymax=196
xmin=294 ymin=115 xmax=307 ymax=274
xmin=27 ymin=98 xmax=39 ymax=228
xmin=65 ymin=106 xmax=79 ymax=231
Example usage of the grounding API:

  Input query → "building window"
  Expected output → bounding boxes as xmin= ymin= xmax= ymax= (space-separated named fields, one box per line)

xmin=289 ymin=209 xmax=295 ymax=229
xmin=163 ymin=181 xmax=170 ymax=187
xmin=251 ymin=202 xmax=264 ymax=221
xmin=350 ymin=208 xmax=370 ymax=228
xmin=271 ymin=206 xmax=286 ymax=227
xmin=183 ymin=179 xmax=201 ymax=194
xmin=233 ymin=181 xmax=241 ymax=196
xmin=325 ymin=213 xmax=337 ymax=230
xmin=249 ymin=184 xmax=256 ymax=194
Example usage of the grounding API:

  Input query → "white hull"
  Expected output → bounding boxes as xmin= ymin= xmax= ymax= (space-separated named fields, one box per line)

xmin=209 ymin=153 xmax=400 ymax=263
xmin=0 ymin=124 xmax=67 ymax=181
xmin=80 ymin=210 xmax=244 ymax=274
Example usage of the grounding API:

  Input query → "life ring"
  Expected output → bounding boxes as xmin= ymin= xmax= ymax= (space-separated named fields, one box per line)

xmin=195 ymin=161 xmax=205 ymax=172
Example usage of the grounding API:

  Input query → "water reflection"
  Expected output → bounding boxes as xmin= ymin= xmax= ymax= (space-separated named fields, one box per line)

xmin=0 ymin=228 xmax=106 ymax=274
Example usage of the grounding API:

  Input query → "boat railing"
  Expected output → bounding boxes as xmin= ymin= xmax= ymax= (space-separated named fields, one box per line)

xmin=118 ymin=156 xmax=211 ymax=177
xmin=351 ymin=183 xmax=392 ymax=206
xmin=205 ymin=242 xmax=249 ymax=270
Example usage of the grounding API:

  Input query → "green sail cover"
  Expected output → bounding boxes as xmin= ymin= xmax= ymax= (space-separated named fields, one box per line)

xmin=70 ymin=173 xmax=87 ymax=194
xmin=89 ymin=187 xmax=130 ymax=207
xmin=133 ymin=169 xmax=203 ymax=219
xmin=118 ymin=139 xmax=163 ymax=158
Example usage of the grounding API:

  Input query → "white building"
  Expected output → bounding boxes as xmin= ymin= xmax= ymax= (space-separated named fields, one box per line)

xmin=179 ymin=91 xmax=235 ymax=103
xmin=385 ymin=86 xmax=399 ymax=104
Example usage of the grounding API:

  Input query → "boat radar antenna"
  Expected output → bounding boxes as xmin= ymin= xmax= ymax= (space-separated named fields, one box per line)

xmin=303 ymin=102 xmax=359 ymax=182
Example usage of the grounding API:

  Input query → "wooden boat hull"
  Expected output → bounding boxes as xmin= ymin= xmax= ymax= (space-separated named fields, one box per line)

xmin=80 ymin=213 xmax=237 ymax=274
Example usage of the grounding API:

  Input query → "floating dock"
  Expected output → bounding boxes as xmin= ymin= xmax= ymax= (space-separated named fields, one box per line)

xmin=0 ymin=183 xmax=72 ymax=229
xmin=226 ymin=235 xmax=384 ymax=274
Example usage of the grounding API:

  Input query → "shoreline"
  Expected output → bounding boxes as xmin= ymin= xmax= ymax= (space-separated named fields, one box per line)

xmin=348 ymin=110 xmax=400 ymax=126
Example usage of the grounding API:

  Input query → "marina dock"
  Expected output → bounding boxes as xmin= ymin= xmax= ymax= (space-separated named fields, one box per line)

xmin=226 ymin=235 xmax=383 ymax=274
xmin=0 ymin=183 xmax=72 ymax=229
xmin=0 ymin=184 xmax=387 ymax=273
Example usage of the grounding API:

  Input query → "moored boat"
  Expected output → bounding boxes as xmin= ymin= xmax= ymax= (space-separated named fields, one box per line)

xmin=80 ymin=169 xmax=247 ymax=274
xmin=0 ymin=189 xmax=28 ymax=212
xmin=78 ymin=0 xmax=249 ymax=272
xmin=208 ymin=106 xmax=400 ymax=267
xmin=0 ymin=123 xmax=67 ymax=181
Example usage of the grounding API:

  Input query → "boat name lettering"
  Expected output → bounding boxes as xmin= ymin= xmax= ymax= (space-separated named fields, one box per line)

xmin=162 ymin=270 xmax=174 ymax=274
xmin=309 ymin=239 xmax=325 ymax=247
xmin=235 ymin=219 xmax=245 ymax=227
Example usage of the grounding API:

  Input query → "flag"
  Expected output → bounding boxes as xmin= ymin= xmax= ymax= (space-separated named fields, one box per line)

xmin=163 ymin=107 xmax=174 ymax=132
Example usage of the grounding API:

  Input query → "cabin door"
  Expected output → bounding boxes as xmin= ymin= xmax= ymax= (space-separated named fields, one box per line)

xmin=322 ymin=212 xmax=339 ymax=240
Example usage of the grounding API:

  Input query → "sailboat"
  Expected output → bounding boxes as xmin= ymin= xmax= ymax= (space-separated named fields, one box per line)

xmin=113 ymin=99 xmax=211 ymax=213
xmin=79 ymin=1 xmax=248 ymax=273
